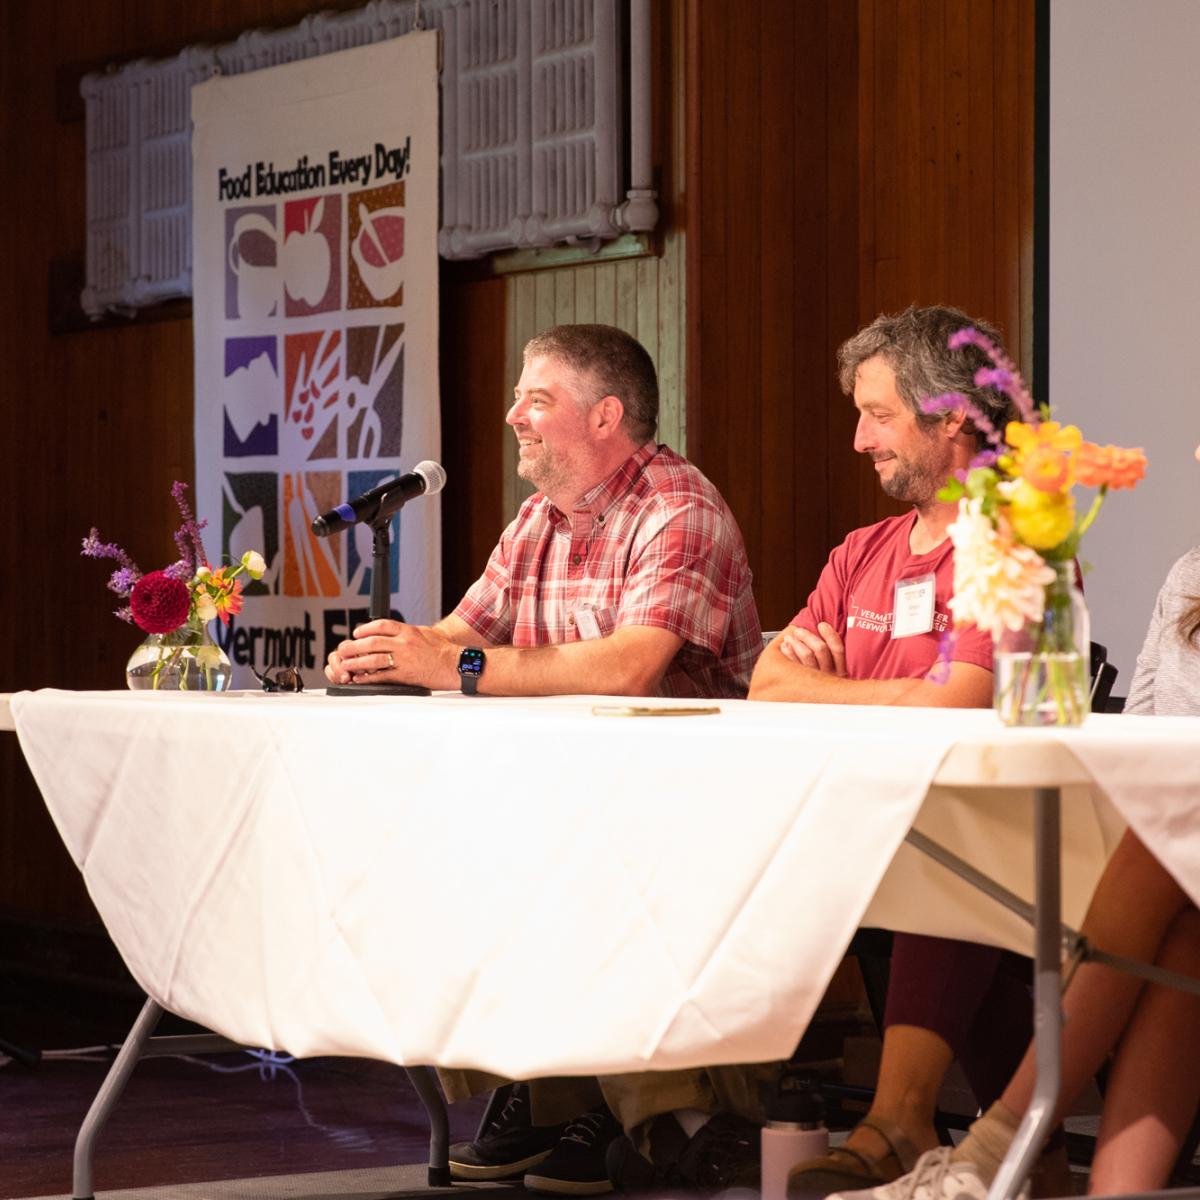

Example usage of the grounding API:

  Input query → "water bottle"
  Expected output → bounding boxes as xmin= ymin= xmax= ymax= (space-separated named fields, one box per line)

xmin=761 ymin=1075 xmax=828 ymax=1200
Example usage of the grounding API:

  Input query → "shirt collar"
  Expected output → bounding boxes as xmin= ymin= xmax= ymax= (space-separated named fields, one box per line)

xmin=546 ymin=441 xmax=659 ymax=528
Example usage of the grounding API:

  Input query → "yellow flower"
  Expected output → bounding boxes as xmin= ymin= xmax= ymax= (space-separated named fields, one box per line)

xmin=1006 ymin=420 xmax=1083 ymax=456
xmin=1005 ymin=420 xmax=1081 ymax=495
xmin=1006 ymin=479 xmax=1076 ymax=550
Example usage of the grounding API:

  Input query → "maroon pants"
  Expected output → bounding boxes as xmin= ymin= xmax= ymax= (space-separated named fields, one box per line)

xmin=883 ymin=932 xmax=1032 ymax=1112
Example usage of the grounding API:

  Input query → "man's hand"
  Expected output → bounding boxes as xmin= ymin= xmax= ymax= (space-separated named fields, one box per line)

xmin=325 ymin=619 xmax=457 ymax=689
xmin=776 ymin=621 xmax=846 ymax=676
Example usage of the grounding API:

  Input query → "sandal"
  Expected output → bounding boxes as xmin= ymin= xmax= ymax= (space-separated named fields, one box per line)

xmin=785 ymin=1116 xmax=922 ymax=1195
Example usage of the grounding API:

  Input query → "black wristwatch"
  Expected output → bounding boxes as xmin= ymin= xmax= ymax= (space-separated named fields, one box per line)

xmin=457 ymin=647 xmax=486 ymax=695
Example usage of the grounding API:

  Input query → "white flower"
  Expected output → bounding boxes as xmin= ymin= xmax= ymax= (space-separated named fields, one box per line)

xmin=948 ymin=497 xmax=1056 ymax=636
xmin=241 ymin=550 xmax=266 ymax=580
xmin=196 ymin=644 xmax=223 ymax=669
xmin=194 ymin=566 xmax=211 ymax=581
xmin=194 ymin=593 xmax=218 ymax=623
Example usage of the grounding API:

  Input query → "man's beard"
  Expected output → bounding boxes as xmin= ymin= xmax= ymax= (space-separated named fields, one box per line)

xmin=877 ymin=456 xmax=943 ymax=505
xmin=517 ymin=447 xmax=573 ymax=498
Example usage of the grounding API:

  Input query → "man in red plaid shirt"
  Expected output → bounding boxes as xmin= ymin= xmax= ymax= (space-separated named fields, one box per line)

xmin=325 ymin=323 xmax=763 ymax=1194
xmin=326 ymin=323 xmax=760 ymax=699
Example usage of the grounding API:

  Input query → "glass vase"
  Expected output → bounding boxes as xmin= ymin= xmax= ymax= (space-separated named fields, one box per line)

xmin=993 ymin=561 xmax=1090 ymax=727
xmin=125 ymin=614 xmax=233 ymax=692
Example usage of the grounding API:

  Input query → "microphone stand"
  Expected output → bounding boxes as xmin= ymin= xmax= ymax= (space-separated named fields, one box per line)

xmin=326 ymin=514 xmax=430 ymax=698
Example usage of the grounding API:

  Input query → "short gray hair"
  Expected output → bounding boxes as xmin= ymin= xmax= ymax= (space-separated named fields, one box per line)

xmin=523 ymin=324 xmax=658 ymax=442
xmin=837 ymin=305 xmax=1018 ymax=448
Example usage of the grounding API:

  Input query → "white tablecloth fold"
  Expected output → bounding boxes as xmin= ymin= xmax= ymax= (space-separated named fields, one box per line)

xmin=11 ymin=690 xmax=1197 ymax=1076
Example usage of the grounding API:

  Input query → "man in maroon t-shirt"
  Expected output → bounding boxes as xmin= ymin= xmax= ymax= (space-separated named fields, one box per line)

xmin=748 ymin=307 xmax=1062 ymax=1196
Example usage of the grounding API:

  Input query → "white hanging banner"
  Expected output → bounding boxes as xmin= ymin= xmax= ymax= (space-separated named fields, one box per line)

xmin=191 ymin=33 xmax=441 ymax=687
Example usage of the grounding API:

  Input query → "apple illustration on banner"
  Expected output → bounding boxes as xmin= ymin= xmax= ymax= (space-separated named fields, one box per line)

xmin=283 ymin=197 xmax=332 ymax=307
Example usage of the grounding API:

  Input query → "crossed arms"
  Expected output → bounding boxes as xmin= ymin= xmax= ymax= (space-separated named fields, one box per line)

xmin=748 ymin=621 xmax=993 ymax=708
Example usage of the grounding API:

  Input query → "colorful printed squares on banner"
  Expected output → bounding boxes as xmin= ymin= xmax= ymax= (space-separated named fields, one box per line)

xmin=222 ymin=472 xmax=280 ymax=596
xmin=344 ymin=324 xmax=405 ymax=459
xmin=223 ymin=337 xmax=279 ymax=457
xmin=225 ymin=205 xmax=279 ymax=321
xmin=282 ymin=471 xmax=343 ymax=598
xmin=283 ymin=330 xmax=343 ymax=461
xmin=348 ymin=181 xmax=406 ymax=310
xmin=283 ymin=195 xmax=341 ymax=316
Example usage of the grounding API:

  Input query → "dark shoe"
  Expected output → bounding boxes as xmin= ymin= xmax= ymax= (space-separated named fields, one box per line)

xmin=786 ymin=1116 xmax=919 ymax=1195
xmin=607 ymin=1111 xmax=760 ymax=1194
xmin=449 ymin=1085 xmax=567 ymax=1181
xmin=525 ymin=1105 xmax=623 ymax=1195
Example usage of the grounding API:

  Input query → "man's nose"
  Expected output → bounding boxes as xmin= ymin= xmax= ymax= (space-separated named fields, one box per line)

xmin=852 ymin=415 xmax=872 ymax=453
xmin=506 ymin=399 xmax=525 ymax=426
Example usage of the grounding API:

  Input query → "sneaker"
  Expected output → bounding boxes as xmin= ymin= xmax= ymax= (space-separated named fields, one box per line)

xmin=448 ymin=1085 xmax=567 ymax=1181
xmin=525 ymin=1105 xmax=624 ymax=1194
xmin=607 ymin=1111 xmax=760 ymax=1194
xmin=824 ymin=1147 xmax=1022 ymax=1200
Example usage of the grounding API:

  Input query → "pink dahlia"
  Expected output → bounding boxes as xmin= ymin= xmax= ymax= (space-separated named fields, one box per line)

xmin=130 ymin=570 xmax=191 ymax=634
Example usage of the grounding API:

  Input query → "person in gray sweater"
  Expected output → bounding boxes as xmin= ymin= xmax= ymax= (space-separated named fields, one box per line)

xmin=1125 ymin=544 xmax=1200 ymax=715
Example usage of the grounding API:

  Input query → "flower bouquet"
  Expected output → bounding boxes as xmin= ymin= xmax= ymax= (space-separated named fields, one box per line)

xmin=925 ymin=330 xmax=1146 ymax=726
xmin=82 ymin=482 xmax=265 ymax=691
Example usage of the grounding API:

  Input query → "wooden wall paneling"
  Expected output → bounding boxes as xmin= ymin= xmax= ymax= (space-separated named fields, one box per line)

xmin=943 ymin=1 xmax=975 ymax=319
xmin=754 ymin=1 xmax=799 ymax=629
xmin=967 ymin=0 xmax=999 ymax=329
xmin=655 ymin=231 xmax=685 ymax=452
xmin=894 ymin=0 xmax=924 ymax=311
xmin=994 ymin=0 xmax=1024 ymax=365
xmin=918 ymin=0 xmax=948 ymax=305
xmin=440 ymin=272 xmax=507 ymax=606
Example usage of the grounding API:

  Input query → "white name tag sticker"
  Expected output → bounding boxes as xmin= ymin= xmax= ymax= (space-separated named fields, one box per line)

xmin=574 ymin=607 xmax=602 ymax=641
xmin=892 ymin=573 xmax=936 ymax=639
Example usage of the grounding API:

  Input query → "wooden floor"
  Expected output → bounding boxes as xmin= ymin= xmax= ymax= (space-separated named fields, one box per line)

xmin=0 ymin=975 xmax=486 ymax=1200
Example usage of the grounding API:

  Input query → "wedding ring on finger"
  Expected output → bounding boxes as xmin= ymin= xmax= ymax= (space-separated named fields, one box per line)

xmin=387 ymin=651 xmax=395 ymax=669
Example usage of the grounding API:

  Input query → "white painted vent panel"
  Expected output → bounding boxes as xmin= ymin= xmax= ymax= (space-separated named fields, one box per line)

xmin=81 ymin=0 xmax=657 ymax=318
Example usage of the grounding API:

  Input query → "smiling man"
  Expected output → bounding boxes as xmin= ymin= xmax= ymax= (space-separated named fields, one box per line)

xmin=326 ymin=323 xmax=760 ymax=699
xmin=325 ymin=323 xmax=761 ymax=1195
xmin=749 ymin=306 xmax=1012 ymax=708
xmin=747 ymin=307 xmax=1075 ymax=1197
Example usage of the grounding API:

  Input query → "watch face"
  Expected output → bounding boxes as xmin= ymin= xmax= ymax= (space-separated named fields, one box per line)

xmin=458 ymin=647 xmax=485 ymax=676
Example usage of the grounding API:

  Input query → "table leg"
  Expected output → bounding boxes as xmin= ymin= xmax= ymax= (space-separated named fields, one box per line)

xmin=406 ymin=1065 xmax=452 ymax=1185
xmin=73 ymin=996 xmax=164 ymax=1200
xmin=989 ymin=787 xmax=1062 ymax=1200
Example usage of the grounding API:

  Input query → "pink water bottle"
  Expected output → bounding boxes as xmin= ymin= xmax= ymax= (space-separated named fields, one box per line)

xmin=761 ymin=1079 xmax=828 ymax=1200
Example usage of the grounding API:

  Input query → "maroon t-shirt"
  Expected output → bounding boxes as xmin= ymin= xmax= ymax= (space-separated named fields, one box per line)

xmin=790 ymin=512 xmax=992 ymax=681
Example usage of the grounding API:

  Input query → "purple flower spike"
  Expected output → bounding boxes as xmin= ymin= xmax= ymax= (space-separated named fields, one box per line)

xmin=106 ymin=566 xmax=140 ymax=596
xmin=926 ymin=627 xmax=958 ymax=686
xmin=947 ymin=327 xmax=1037 ymax=424
xmin=970 ymin=449 xmax=1000 ymax=469
xmin=974 ymin=367 xmax=1012 ymax=391
xmin=170 ymin=481 xmax=210 ymax=572
xmin=80 ymin=528 xmax=142 ymax=577
xmin=114 ymin=605 xmax=135 ymax=624
xmin=921 ymin=391 xmax=967 ymax=416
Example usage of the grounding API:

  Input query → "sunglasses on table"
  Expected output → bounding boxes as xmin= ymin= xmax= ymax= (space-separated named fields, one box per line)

xmin=251 ymin=665 xmax=305 ymax=693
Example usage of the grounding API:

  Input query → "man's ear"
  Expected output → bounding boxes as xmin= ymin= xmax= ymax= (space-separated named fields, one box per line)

xmin=942 ymin=404 xmax=970 ymax=440
xmin=591 ymin=394 xmax=625 ymax=438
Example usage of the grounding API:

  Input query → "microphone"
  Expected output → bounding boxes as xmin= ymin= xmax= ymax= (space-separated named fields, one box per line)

xmin=311 ymin=461 xmax=447 ymax=537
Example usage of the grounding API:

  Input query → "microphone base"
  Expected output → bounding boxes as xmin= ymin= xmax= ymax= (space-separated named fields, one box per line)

xmin=325 ymin=682 xmax=431 ymax=697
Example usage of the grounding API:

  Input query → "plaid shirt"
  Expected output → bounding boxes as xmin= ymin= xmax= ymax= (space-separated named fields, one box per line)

xmin=455 ymin=442 xmax=761 ymax=698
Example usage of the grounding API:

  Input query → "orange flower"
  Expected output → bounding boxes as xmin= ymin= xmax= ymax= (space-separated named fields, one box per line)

xmin=1005 ymin=420 xmax=1081 ymax=494
xmin=1074 ymin=442 xmax=1147 ymax=490
xmin=204 ymin=567 xmax=245 ymax=625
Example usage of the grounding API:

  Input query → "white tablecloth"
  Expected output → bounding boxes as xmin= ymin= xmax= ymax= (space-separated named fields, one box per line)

xmin=9 ymin=690 xmax=1200 ymax=1078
